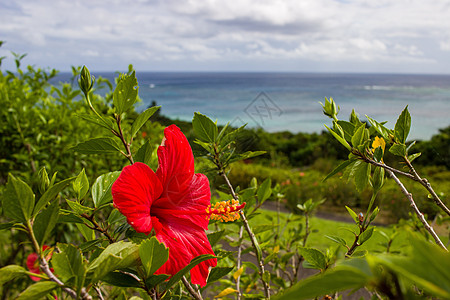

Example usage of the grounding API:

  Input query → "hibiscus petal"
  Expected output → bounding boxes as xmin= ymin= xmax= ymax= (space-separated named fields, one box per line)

xmin=112 ymin=162 xmax=163 ymax=234
xmin=155 ymin=220 xmax=217 ymax=287
xmin=152 ymin=173 xmax=211 ymax=230
xmin=156 ymin=125 xmax=195 ymax=201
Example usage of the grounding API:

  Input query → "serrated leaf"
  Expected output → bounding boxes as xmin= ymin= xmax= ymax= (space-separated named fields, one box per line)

xmin=33 ymin=200 xmax=59 ymax=246
xmin=76 ymin=113 xmax=114 ymax=131
xmin=91 ymin=171 xmax=120 ymax=207
xmin=76 ymin=223 xmax=96 ymax=241
xmin=145 ymin=274 xmax=170 ymax=289
xmin=34 ymin=177 xmax=75 ymax=217
xmin=113 ymin=71 xmax=139 ymax=114
xmin=72 ymin=137 xmax=121 ymax=154
xmin=52 ymin=243 xmax=86 ymax=289
xmin=165 ymin=254 xmax=216 ymax=290
xmin=131 ymin=106 xmax=160 ymax=138
xmin=336 ymin=120 xmax=355 ymax=141
xmin=394 ymin=106 xmax=411 ymax=144
xmin=0 ymin=265 xmax=27 ymax=285
xmin=87 ymin=241 xmax=139 ymax=283
xmin=3 ymin=174 xmax=35 ymax=223
xmin=389 ymin=143 xmax=407 ymax=157
xmin=299 ymin=247 xmax=327 ymax=270
xmin=192 ymin=112 xmax=218 ymax=143
xmin=67 ymin=200 xmax=93 ymax=215
xmin=73 ymin=168 xmax=89 ymax=200
xmin=139 ymin=237 xmax=169 ymax=278
xmin=17 ymin=281 xmax=59 ymax=300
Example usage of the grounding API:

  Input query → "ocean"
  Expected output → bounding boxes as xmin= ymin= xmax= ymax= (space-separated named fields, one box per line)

xmin=56 ymin=72 xmax=450 ymax=140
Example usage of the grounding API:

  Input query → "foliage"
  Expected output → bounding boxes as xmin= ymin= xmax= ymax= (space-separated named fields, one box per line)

xmin=0 ymin=47 xmax=449 ymax=300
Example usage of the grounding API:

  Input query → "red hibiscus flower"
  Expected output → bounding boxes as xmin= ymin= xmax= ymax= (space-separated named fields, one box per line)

xmin=26 ymin=245 xmax=53 ymax=281
xmin=112 ymin=125 xmax=244 ymax=287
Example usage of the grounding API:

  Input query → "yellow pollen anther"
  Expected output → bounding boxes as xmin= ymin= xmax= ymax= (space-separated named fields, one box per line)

xmin=206 ymin=200 xmax=246 ymax=222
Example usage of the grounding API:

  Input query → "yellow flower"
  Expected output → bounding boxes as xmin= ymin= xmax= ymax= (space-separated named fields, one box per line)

xmin=372 ymin=136 xmax=386 ymax=153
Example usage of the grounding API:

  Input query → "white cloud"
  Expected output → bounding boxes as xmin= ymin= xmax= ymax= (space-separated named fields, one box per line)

xmin=0 ymin=0 xmax=450 ymax=72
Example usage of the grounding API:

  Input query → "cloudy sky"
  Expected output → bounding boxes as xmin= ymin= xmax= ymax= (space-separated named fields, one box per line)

xmin=1 ymin=0 xmax=450 ymax=73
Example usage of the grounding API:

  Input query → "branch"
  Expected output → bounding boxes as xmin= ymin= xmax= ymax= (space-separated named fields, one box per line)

xmin=181 ymin=276 xmax=203 ymax=300
xmin=235 ymin=226 xmax=244 ymax=300
xmin=80 ymin=213 xmax=115 ymax=243
xmin=221 ymin=172 xmax=271 ymax=299
xmin=403 ymin=157 xmax=450 ymax=217
xmin=115 ymin=115 xmax=134 ymax=164
xmin=386 ymin=170 xmax=447 ymax=251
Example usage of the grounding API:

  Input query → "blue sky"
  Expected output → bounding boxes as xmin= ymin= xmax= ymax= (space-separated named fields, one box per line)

xmin=1 ymin=0 xmax=450 ymax=73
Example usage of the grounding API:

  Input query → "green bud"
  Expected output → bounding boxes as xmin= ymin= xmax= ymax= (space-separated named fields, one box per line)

xmin=78 ymin=65 xmax=94 ymax=95
xmin=38 ymin=167 xmax=50 ymax=194
xmin=372 ymin=166 xmax=385 ymax=193
xmin=320 ymin=97 xmax=340 ymax=119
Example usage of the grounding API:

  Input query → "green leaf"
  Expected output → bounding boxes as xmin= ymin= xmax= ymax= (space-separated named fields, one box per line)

xmin=207 ymin=230 xmax=225 ymax=247
xmin=372 ymin=167 xmax=385 ymax=193
xmin=408 ymin=152 xmax=421 ymax=163
xmin=192 ymin=112 xmax=218 ymax=143
xmin=373 ymin=146 xmax=384 ymax=162
xmin=87 ymin=241 xmax=139 ymax=283
xmin=351 ymin=124 xmax=366 ymax=147
xmin=324 ymin=124 xmax=351 ymax=151
xmin=389 ymin=143 xmax=407 ymax=157
xmin=298 ymin=247 xmax=327 ymax=270
xmin=135 ymin=140 xmax=155 ymax=166
xmin=67 ymin=200 xmax=93 ymax=215
xmin=91 ymin=171 xmax=121 ymax=207
xmin=113 ymin=71 xmax=139 ymax=114
xmin=207 ymin=267 xmax=234 ymax=284
xmin=76 ymin=223 xmax=96 ymax=241
xmin=52 ymin=244 xmax=86 ymax=289
xmin=365 ymin=115 xmax=393 ymax=141
xmin=257 ymin=178 xmax=272 ymax=204
xmin=325 ymin=235 xmax=347 ymax=247
xmin=139 ymin=237 xmax=169 ymax=278
xmin=394 ymin=106 xmax=411 ymax=144
xmin=353 ymin=161 xmax=371 ymax=192
xmin=73 ymin=168 xmax=89 ymax=200
xmin=131 ymin=106 xmax=160 ymax=138
xmin=103 ymin=271 xmax=141 ymax=288
xmin=33 ymin=200 xmax=59 ymax=246
xmin=165 ymin=254 xmax=216 ymax=290
xmin=34 ymin=177 xmax=75 ymax=217
xmin=369 ymin=207 xmax=380 ymax=223
xmin=336 ymin=120 xmax=355 ymax=142
xmin=0 ymin=222 xmax=15 ymax=231
xmin=145 ymin=274 xmax=170 ymax=289
xmin=322 ymin=159 xmax=354 ymax=182
xmin=17 ymin=281 xmax=59 ymax=300
xmin=345 ymin=206 xmax=359 ymax=224
xmin=3 ymin=174 xmax=35 ymax=223
xmin=72 ymin=137 xmax=121 ymax=154
xmin=76 ymin=113 xmax=115 ymax=131
xmin=358 ymin=227 xmax=374 ymax=245
xmin=0 ymin=265 xmax=27 ymax=285
xmin=276 ymin=266 xmax=368 ymax=300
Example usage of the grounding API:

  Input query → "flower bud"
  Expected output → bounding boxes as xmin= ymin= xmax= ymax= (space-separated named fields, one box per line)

xmin=320 ymin=97 xmax=340 ymax=119
xmin=78 ymin=65 xmax=94 ymax=95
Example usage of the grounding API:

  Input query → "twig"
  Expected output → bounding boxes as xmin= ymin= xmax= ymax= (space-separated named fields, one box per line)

xmin=221 ymin=172 xmax=271 ymax=299
xmin=115 ymin=115 xmax=134 ymax=164
xmin=94 ymin=286 xmax=104 ymax=300
xmin=181 ymin=276 xmax=203 ymax=300
xmin=403 ymin=157 xmax=450 ymax=217
xmin=236 ymin=226 xmax=244 ymax=300
xmin=386 ymin=170 xmax=447 ymax=251
xmin=80 ymin=213 xmax=115 ymax=243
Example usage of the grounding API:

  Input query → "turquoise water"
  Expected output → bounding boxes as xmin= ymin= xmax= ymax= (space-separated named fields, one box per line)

xmin=57 ymin=72 xmax=450 ymax=140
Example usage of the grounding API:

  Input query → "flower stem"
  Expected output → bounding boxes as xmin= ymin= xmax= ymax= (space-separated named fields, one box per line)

xmin=115 ymin=114 xmax=134 ymax=164
xmin=236 ymin=226 xmax=244 ymax=300
xmin=181 ymin=276 xmax=203 ymax=300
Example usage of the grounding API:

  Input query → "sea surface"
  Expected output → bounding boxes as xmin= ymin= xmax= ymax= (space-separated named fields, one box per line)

xmin=55 ymin=72 xmax=450 ymax=140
